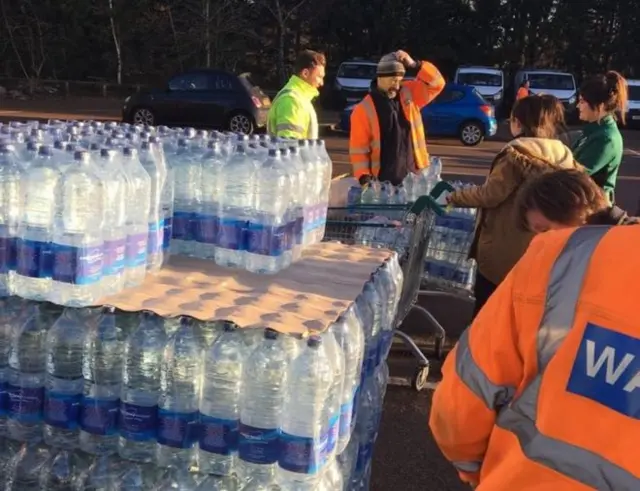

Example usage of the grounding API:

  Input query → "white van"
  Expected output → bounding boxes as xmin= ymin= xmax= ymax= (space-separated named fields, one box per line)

xmin=514 ymin=69 xmax=577 ymax=118
xmin=626 ymin=79 xmax=640 ymax=127
xmin=454 ymin=66 xmax=504 ymax=107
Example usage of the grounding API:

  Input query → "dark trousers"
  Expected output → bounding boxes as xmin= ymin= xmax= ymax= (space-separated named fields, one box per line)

xmin=472 ymin=271 xmax=498 ymax=319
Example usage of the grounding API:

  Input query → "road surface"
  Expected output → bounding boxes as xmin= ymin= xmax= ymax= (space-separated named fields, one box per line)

xmin=1 ymin=100 xmax=639 ymax=490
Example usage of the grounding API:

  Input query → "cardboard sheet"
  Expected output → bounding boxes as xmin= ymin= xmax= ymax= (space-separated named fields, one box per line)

xmin=95 ymin=242 xmax=391 ymax=335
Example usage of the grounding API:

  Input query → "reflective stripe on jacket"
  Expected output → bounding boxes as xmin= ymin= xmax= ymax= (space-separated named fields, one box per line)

xmin=430 ymin=224 xmax=640 ymax=490
xmin=267 ymin=75 xmax=319 ymax=139
xmin=349 ymin=61 xmax=445 ymax=180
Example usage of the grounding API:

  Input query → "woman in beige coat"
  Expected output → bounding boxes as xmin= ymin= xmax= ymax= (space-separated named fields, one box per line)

xmin=447 ymin=95 xmax=583 ymax=316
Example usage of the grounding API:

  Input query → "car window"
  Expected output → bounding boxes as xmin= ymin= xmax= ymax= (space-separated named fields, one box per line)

xmin=337 ymin=63 xmax=378 ymax=80
xmin=433 ymin=89 xmax=465 ymax=104
xmin=457 ymin=72 xmax=502 ymax=87
xmin=168 ymin=73 xmax=210 ymax=91
xmin=628 ymin=85 xmax=640 ymax=102
xmin=209 ymin=73 xmax=235 ymax=91
xmin=527 ymin=73 xmax=575 ymax=90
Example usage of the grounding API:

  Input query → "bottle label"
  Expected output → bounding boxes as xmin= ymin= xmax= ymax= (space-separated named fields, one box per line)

xmin=125 ymin=233 xmax=148 ymax=267
xmin=0 ymin=227 xmax=16 ymax=273
xmin=196 ymin=215 xmax=219 ymax=245
xmin=157 ymin=409 xmax=199 ymax=449
xmin=238 ymin=423 xmax=280 ymax=465
xmin=51 ymin=244 xmax=103 ymax=285
xmin=162 ymin=217 xmax=173 ymax=252
xmin=278 ymin=431 xmax=324 ymax=474
xmin=172 ymin=212 xmax=195 ymax=241
xmin=103 ymin=238 xmax=126 ymax=276
xmin=44 ymin=391 xmax=82 ymax=429
xmin=325 ymin=412 xmax=340 ymax=457
xmin=147 ymin=220 xmax=165 ymax=256
xmin=199 ymin=415 xmax=239 ymax=455
xmin=7 ymin=384 xmax=44 ymax=422
xmin=119 ymin=402 xmax=158 ymax=442
xmin=339 ymin=399 xmax=354 ymax=440
xmin=0 ymin=381 xmax=8 ymax=415
xmin=80 ymin=397 xmax=119 ymax=435
xmin=15 ymin=239 xmax=50 ymax=279
xmin=216 ymin=219 xmax=247 ymax=251
xmin=246 ymin=223 xmax=285 ymax=257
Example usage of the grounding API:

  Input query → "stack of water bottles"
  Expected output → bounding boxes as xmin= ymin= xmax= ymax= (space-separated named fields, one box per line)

xmin=167 ymin=132 xmax=332 ymax=275
xmin=423 ymin=181 xmax=477 ymax=291
xmin=0 ymin=120 xmax=172 ymax=306
xmin=0 ymin=252 xmax=403 ymax=490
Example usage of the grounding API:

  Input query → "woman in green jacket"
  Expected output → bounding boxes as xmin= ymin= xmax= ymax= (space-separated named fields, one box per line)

xmin=572 ymin=71 xmax=628 ymax=201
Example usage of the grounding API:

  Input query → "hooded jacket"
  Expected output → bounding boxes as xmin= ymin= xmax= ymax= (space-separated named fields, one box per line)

xmin=449 ymin=137 xmax=581 ymax=285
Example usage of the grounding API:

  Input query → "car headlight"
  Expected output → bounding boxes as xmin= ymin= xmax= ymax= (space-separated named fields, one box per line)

xmin=494 ymin=91 xmax=502 ymax=100
xmin=568 ymin=96 xmax=576 ymax=104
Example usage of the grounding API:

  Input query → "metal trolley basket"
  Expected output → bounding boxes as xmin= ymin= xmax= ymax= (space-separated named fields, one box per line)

xmin=323 ymin=181 xmax=456 ymax=391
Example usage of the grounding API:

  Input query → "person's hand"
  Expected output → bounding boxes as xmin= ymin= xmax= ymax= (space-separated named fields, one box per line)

xmin=395 ymin=50 xmax=417 ymax=68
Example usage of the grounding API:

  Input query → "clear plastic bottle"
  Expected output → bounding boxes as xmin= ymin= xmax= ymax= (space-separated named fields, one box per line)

xmin=119 ymin=312 xmax=166 ymax=463
xmin=79 ymin=306 xmax=122 ymax=455
xmin=285 ymin=146 xmax=305 ymax=262
xmin=320 ymin=329 xmax=345 ymax=465
xmin=138 ymin=141 xmax=166 ymax=272
xmin=7 ymin=303 xmax=47 ymax=442
xmin=199 ymin=323 xmax=247 ymax=476
xmin=277 ymin=336 xmax=332 ymax=489
xmin=0 ymin=144 xmax=24 ymax=297
xmin=4 ymin=443 xmax=51 ymax=490
xmin=50 ymin=150 xmax=105 ymax=307
xmin=120 ymin=147 xmax=151 ymax=287
xmin=313 ymin=139 xmax=333 ymax=243
xmin=196 ymin=141 xmax=225 ymax=260
xmin=238 ymin=328 xmax=288 ymax=485
xmin=245 ymin=149 xmax=290 ymax=274
xmin=0 ymin=298 xmax=18 ymax=437
xmin=171 ymin=139 xmax=201 ymax=256
xmin=156 ymin=316 xmax=201 ymax=469
xmin=43 ymin=308 xmax=93 ymax=449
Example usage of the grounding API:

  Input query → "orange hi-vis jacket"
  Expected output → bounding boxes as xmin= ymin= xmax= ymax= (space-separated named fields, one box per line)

xmin=349 ymin=61 xmax=445 ymax=180
xmin=430 ymin=224 xmax=640 ymax=490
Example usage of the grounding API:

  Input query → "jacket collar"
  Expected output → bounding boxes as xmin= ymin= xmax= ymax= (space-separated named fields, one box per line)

xmin=582 ymin=114 xmax=617 ymax=136
xmin=285 ymin=75 xmax=319 ymax=101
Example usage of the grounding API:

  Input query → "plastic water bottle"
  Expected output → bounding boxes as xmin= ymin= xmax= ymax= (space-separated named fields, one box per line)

xmin=97 ymin=149 xmax=128 ymax=296
xmin=215 ymin=145 xmax=256 ymax=269
xmin=0 ymin=144 xmax=22 ymax=297
xmin=238 ymin=329 xmax=288 ymax=485
xmin=120 ymin=147 xmax=151 ymax=287
xmin=43 ymin=308 xmax=92 ymax=449
xmin=138 ymin=141 xmax=166 ymax=272
xmin=50 ymin=150 xmax=104 ymax=307
xmin=245 ymin=149 xmax=290 ymax=274
xmin=7 ymin=303 xmax=47 ymax=442
xmin=321 ymin=329 xmax=345 ymax=464
xmin=80 ymin=306 xmax=122 ymax=455
xmin=171 ymin=139 xmax=201 ymax=256
xmin=156 ymin=316 xmax=201 ymax=469
xmin=199 ymin=323 xmax=247 ymax=476
xmin=352 ymin=375 xmax=380 ymax=490
xmin=196 ymin=141 xmax=225 ymax=260
xmin=4 ymin=444 xmax=51 ymax=490
xmin=277 ymin=336 xmax=332 ymax=489
xmin=0 ymin=299 xmax=24 ymax=438
xmin=314 ymin=140 xmax=333 ymax=242
xmin=285 ymin=146 xmax=306 ymax=261
xmin=359 ymin=283 xmax=382 ymax=378
xmin=119 ymin=312 xmax=166 ymax=463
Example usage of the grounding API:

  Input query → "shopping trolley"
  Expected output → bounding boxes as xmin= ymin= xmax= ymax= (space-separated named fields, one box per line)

xmin=323 ymin=182 xmax=455 ymax=391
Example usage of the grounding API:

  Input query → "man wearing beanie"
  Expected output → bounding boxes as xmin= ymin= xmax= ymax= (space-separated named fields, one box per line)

xmin=350 ymin=51 xmax=445 ymax=185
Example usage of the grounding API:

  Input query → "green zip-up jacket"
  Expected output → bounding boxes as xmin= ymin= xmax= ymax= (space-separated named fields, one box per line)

xmin=267 ymin=75 xmax=319 ymax=139
xmin=571 ymin=114 xmax=623 ymax=199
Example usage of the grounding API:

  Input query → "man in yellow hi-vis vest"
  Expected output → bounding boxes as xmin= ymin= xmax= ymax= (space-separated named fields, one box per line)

xmin=267 ymin=50 xmax=326 ymax=140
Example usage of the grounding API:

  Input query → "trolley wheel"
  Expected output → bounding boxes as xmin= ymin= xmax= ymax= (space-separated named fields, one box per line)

xmin=412 ymin=364 xmax=430 ymax=392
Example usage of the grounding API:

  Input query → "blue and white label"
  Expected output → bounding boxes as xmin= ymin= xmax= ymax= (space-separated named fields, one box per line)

xmin=0 ymin=227 xmax=16 ymax=273
xmin=157 ymin=409 xmax=199 ymax=448
xmin=119 ymin=402 xmax=158 ymax=441
xmin=217 ymin=219 xmax=247 ymax=251
xmin=0 ymin=381 xmax=8 ymax=415
xmin=238 ymin=423 xmax=279 ymax=465
xmin=125 ymin=233 xmax=147 ymax=267
xmin=279 ymin=431 xmax=325 ymax=474
xmin=147 ymin=220 xmax=165 ymax=255
xmin=567 ymin=322 xmax=640 ymax=419
xmin=246 ymin=223 xmax=285 ymax=257
xmin=196 ymin=215 xmax=219 ymax=245
xmin=199 ymin=415 xmax=239 ymax=455
xmin=80 ymin=397 xmax=120 ymax=435
xmin=162 ymin=216 xmax=173 ymax=252
xmin=16 ymin=239 xmax=50 ymax=279
xmin=325 ymin=413 xmax=340 ymax=458
xmin=103 ymin=238 xmax=126 ymax=276
xmin=44 ymin=391 xmax=81 ymax=429
xmin=339 ymin=399 xmax=354 ymax=440
xmin=51 ymin=244 xmax=102 ymax=285
xmin=172 ymin=212 xmax=195 ymax=241
xmin=7 ymin=384 xmax=44 ymax=422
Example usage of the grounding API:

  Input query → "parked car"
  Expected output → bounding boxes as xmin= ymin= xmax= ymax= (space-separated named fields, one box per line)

xmin=454 ymin=65 xmax=505 ymax=110
xmin=122 ymin=69 xmax=271 ymax=134
xmin=626 ymin=79 xmax=640 ymax=129
xmin=333 ymin=59 xmax=378 ymax=106
xmin=513 ymin=68 xmax=577 ymax=120
xmin=338 ymin=83 xmax=498 ymax=146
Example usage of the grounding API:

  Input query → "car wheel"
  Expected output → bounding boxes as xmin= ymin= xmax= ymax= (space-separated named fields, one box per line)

xmin=132 ymin=107 xmax=155 ymax=126
xmin=459 ymin=121 xmax=484 ymax=146
xmin=227 ymin=112 xmax=254 ymax=135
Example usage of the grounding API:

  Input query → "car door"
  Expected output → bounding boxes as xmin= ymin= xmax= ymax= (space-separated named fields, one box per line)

xmin=153 ymin=72 xmax=210 ymax=126
xmin=422 ymin=89 xmax=452 ymax=136
xmin=198 ymin=73 xmax=237 ymax=128
xmin=428 ymin=89 xmax=466 ymax=136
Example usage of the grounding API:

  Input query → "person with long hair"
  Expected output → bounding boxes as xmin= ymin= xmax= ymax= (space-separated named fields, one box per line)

xmin=446 ymin=95 xmax=580 ymax=317
xmin=573 ymin=71 xmax=628 ymax=200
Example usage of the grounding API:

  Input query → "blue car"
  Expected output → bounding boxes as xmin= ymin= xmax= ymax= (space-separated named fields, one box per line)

xmin=338 ymin=82 xmax=498 ymax=146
